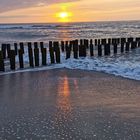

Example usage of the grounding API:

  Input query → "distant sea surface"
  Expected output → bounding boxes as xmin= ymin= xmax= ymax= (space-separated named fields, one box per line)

xmin=1 ymin=21 xmax=140 ymax=80
xmin=0 ymin=20 xmax=140 ymax=43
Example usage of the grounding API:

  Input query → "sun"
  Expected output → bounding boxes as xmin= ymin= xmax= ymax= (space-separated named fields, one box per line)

xmin=56 ymin=11 xmax=72 ymax=22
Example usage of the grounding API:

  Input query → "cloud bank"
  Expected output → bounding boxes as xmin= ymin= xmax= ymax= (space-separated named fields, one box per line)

xmin=0 ymin=0 xmax=79 ymax=13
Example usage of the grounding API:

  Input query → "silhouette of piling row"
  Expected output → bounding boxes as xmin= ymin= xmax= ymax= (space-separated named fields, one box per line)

xmin=0 ymin=37 xmax=140 ymax=72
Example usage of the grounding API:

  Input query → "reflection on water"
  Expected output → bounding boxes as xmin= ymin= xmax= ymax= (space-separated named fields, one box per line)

xmin=56 ymin=76 xmax=72 ymax=120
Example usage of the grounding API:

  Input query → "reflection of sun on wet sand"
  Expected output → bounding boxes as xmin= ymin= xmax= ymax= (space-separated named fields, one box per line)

xmin=56 ymin=76 xmax=72 ymax=120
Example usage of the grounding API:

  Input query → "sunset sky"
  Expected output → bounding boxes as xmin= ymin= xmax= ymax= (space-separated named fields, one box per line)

xmin=0 ymin=0 xmax=140 ymax=23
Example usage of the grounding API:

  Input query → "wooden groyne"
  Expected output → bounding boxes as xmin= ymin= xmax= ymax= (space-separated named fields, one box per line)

xmin=0 ymin=37 xmax=140 ymax=72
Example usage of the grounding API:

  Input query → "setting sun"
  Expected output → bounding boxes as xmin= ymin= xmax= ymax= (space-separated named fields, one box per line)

xmin=56 ymin=11 xmax=72 ymax=22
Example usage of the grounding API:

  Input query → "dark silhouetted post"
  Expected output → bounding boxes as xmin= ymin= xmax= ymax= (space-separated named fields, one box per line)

xmin=90 ymin=39 xmax=94 ymax=57
xmin=53 ymin=42 xmax=60 ymax=63
xmin=131 ymin=41 xmax=137 ymax=49
xmin=125 ymin=42 xmax=130 ymax=52
xmin=98 ymin=45 xmax=102 ymax=56
xmin=28 ymin=42 xmax=34 ymax=67
xmin=121 ymin=43 xmax=124 ymax=53
xmin=41 ymin=48 xmax=47 ymax=66
xmin=14 ymin=43 xmax=18 ymax=55
xmin=61 ymin=41 xmax=65 ymax=52
xmin=40 ymin=42 xmax=44 ymax=52
xmin=65 ymin=41 xmax=71 ymax=59
xmin=34 ymin=45 xmax=39 ymax=67
xmin=0 ymin=51 xmax=5 ymax=71
xmin=7 ymin=44 xmax=11 ymax=58
xmin=1 ymin=44 xmax=6 ymax=59
xmin=9 ymin=50 xmax=16 ymax=70
xmin=19 ymin=42 xmax=24 ymax=54
xmin=104 ymin=44 xmax=110 ymax=56
xmin=108 ymin=38 xmax=111 ymax=45
xmin=113 ymin=43 xmax=118 ymax=54
xmin=18 ymin=49 xmax=24 ymax=68
xmin=73 ymin=40 xmax=78 ymax=59
xmin=95 ymin=39 xmax=97 ymax=46
xmin=49 ymin=41 xmax=55 ymax=64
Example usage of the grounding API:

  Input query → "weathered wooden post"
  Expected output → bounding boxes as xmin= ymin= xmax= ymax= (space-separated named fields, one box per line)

xmin=104 ymin=44 xmax=110 ymax=56
xmin=128 ymin=37 xmax=133 ymax=43
xmin=7 ymin=44 xmax=11 ymax=58
xmin=125 ymin=42 xmax=130 ymax=52
xmin=108 ymin=38 xmax=111 ymax=45
xmin=90 ymin=39 xmax=94 ymax=57
xmin=98 ymin=45 xmax=102 ymax=56
xmin=14 ymin=43 xmax=18 ymax=55
xmin=19 ymin=42 xmax=24 ymax=54
xmin=53 ymin=41 xmax=60 ymax=63
xmin=61 ymin=41 xmax=65 ymax=52
xmin=80 ymin=39 xmax=83 ymax=46
xmin=1 ymin=44 xmax=6 ymax=59
xmin=28 ymin=42 xmax=34 ymax=67
xmin=98 ymin=39 xmax=101 ymax=45
xmin=40 ymin=42 xmax=44 ymax=52
xmin=84 ymin=39 xmax=89 ymax=49
xmin=0 ymin=51 xmax=5 ymax=71
xmin=9 ymin=50 xmax=16 ymax=70
xmin=121 ymin=38 xmax=126 ymax=44
xmin=131 ymin=41 xmax=137 ymax=49
xmin=34 ymin=43 xmax=39 ymax=67
xmin=65 ymin=41 xmax=71 ymax=59
xmin=18 ymin=49 xmax=24 ymax=68
xmin=49 ymin=41 xmax=55 ymax=64
xmin=113 ymin=43 xmax=118 ymax=54
xmin=41 ymin=48 xmax=47 ymax=66
xmin=73 ymin=40 xmax=78 ymax=59
xmin=95 ymin=39 xmax=97 ymax=46
xmin=121 ymin=43 xmax=124 ymax=53
xmin=101 ymin=39 xmax=106 ymax=45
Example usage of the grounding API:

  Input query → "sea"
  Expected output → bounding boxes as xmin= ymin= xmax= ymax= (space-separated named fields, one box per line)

xmin=0 ymin=20 xmax=140 ymax=80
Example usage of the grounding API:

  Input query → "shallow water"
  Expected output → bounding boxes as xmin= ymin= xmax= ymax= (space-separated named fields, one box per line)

xmin=0 ymin=69 xmax=140 ymax=139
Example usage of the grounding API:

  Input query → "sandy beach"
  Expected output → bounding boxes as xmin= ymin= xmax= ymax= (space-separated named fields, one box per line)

xmin=0 ymin=69 xmax=140 ymax=139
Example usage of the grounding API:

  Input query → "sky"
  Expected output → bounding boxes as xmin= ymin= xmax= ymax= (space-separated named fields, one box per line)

xmin=0 ymin=0 xmax=140 ymax=23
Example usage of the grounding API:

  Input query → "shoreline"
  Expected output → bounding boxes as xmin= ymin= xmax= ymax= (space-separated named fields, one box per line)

xmin=0 ymin=67 xmax=140 ymax=82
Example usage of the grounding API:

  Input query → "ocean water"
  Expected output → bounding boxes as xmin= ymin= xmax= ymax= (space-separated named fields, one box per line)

xmin=0 ymin=21 xmax=140 ymax=80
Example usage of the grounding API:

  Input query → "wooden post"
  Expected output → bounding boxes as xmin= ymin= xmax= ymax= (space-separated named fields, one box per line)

xmin=84 ymin=39 xmax=89 ymax=49
xmin=131 ymin=41 xmax=137 ymax=49
xmin=9 ymin=50 xmax=16 ymax=70
xmin=108 ymin=38 xmax=111 ymax=45
xmin=41 ymin=48 xmax=47 ymax=66
xmin=104 ymin=44 xmax=110 ymax=56
xmin=0 ymin=51 xmax=5 ymax=71
xmin=49 ymin=41 xmax=55 ymax=64
xmin=121 ymin=43 xmax=124 ymax=53
xmin=121 ymin=38 xmax=126 ymax=44
xmin=125 ymin=42 xmax=130 ymax=52
xmin=113 ymin=43 xmax=118 ymax=54
xmin=28 ymin=42 xmax=34 ymax=67
xmin=40 ymin=42 xmax=44 ymax=52
xmin=18 ymin=49 xmax=24 ymax=68
xmin=53 ymin=42 xmax=60 ymax=63
xmin=65 ymin=41 xmax=71 ymax=59
xmin=61 ymin=41 xmax=65 ymax=52
xmin=19 ymin=42 xmax=24 ymax=54
xmin=101 ymin=39 xmax=106 ymax=45
xmin=98 ymin=45 xmax=102 ymax=56
xmin=90 ymin=39 xmax=94 ymax=56
xmin=34 ymin=46 xmax=39 ymax=67
xmin=34 ymin=42 xmax=38 ymax=49
xmin=128 ymin=37 xmax=133 ymax=43
xmin=1 ymin=44 xmax=6 ymax=59
xmin=7 ymin=44 xmax=11 ymax=58
xmin=98 ymin=39 xmax=101 ymax=45
xmin=14 ymin=43 xmax=18 ymax=55
xmin=73 ymin=40 xmax=78 ymax=59
xmin=95 ymin=39 xmax=97 ymax=46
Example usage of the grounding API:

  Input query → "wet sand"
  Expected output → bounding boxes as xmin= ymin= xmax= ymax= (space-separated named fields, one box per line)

xmin=0 ymin=69 xmax=140 ymax=139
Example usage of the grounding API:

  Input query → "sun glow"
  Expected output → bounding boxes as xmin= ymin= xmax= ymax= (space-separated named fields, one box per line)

xmin=56 ymin=11 xmax=72 ymax=22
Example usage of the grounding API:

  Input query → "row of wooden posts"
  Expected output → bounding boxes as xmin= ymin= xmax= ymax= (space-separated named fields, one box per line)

xmin=0 ymin=37 xmax=140 ymax=72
